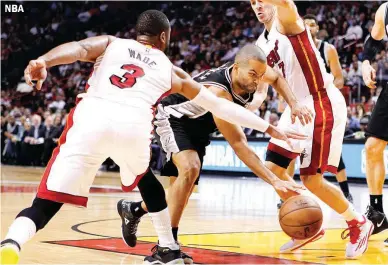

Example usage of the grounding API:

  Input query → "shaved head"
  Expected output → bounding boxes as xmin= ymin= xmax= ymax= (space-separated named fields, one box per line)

xmin=232 ymin=44 xmax=268 ymax=94
xmin=235 ymin=44 xmax=267 ymax=65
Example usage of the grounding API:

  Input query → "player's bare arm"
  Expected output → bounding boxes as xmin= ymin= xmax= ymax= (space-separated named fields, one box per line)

xmin=327 ymin=44 xmax=344 ymax=89
xmin=261 ymin=66 xmax=313 ymax=125
xmin=213 ymin=112 xmax=303 ymax=194
xmin=362 ymin=3 xmax=385 ymax=89
xmin=248 ymin=82 xmax=268 ymax=111
xmin=260 ymin=0 xmax=304 ymax=35
xmin=24 ymin=35 xmax=117 ymax=89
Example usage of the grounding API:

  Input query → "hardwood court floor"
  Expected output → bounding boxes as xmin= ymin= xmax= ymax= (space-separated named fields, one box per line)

xmin=1 ymin=165 xmax=387 ymax=264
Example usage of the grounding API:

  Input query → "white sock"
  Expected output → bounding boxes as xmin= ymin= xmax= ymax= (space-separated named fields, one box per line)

xmin=148 ymin=208 xmax=179 ymax=250
xmin=5 ymin=217 xmax=37 ymax=247
xmin=341 ymin=205 xmax=364 ymax=222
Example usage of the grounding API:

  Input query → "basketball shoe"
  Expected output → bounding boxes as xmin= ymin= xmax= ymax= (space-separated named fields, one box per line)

xmin=341 ymin=215 xmax=374 ymax=259
xmin=144 ymin=245 xmax=184 ymax=264
xmin=384 ymin=238 xmax=388 ymax=247
xmin=117 ymin=199 xmax=141 ymax=247
xmin=365 ymin=205 xmax=388 ymax=235
xmin=0 ymin=239 xmax=20 ymax=264
xmin=279 ymin=229 xmax=325 ymax=252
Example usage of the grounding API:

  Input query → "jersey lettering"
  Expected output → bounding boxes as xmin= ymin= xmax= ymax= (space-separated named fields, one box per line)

xmin=266 ymin=40 xmax=286 ymax=78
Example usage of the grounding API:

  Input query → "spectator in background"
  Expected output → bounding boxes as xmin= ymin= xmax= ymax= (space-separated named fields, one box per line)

xmin=48 ymin=93 xmax=66 ymax=111
xmin=20 ymin=114 xmax=45 ymax=166
xmin=354 ymin=116 xmax=370 ymax=139
xmin=347 ymin=106 xmax=360 ymax=131
xmin=41 ymin=115 xmax=63 ymax=165
xmin=2 ymin=114 xmax=22 ymax=164
xmin=356 ymin=103 xmax=366 ymax=120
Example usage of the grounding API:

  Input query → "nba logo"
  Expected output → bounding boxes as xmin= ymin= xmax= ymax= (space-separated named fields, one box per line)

xmin=4 ymin=5 xmax=24 ymax=12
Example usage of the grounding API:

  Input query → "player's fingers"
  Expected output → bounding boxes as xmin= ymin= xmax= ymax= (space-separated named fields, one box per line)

xmin=291 ymin=114 xmax=296 ymax=124
xmin=298 ymin=115 xmax=305 ymax=126
xmin=24 ymin=68 xmax=33 ymax=87
xmin=36 ymin=79 xmax=44 ymax=90
xmin=29 ymin=60 xmax=37 ymax=68
xmin=286 ymin=132 xmax=308 ymax=139
xmin=371 ymin=69 xmax=376 ymax=81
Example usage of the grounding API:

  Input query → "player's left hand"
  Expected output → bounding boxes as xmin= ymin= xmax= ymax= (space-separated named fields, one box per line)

xmin=272 ymin=178 xmax=305 ymax=194
xmin=24 ymin=58 xmax=47 ymax=90
xmin=290 ymin=102 xmax=313 ymax=126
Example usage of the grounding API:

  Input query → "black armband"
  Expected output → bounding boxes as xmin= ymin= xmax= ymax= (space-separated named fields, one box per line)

xmin=363 ymin=35 xmax=383 ymax=62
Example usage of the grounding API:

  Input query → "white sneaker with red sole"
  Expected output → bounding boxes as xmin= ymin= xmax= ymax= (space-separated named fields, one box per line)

xmin=280 ymin=229 xmax=325 ymax=253
xmin=342 ymin=215 xmax=374 ymax=259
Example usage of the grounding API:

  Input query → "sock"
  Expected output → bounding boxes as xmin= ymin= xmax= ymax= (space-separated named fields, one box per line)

xmin=172 ymin=227 xmax=178 ymax=241
xmin=341 ymin=204 xmax=364 ymax=223
xmin=148 ymin=207 xmax=179 ymax=250
xmin=131 ymin=201 xmax=147 ymax=218
xmin=370 ymin=195 xmax=384 ymax=213
xmin=338 ymin=181 xmax=349 ymax=195
xmin=5 ymin=217 xmax=37 ymax=247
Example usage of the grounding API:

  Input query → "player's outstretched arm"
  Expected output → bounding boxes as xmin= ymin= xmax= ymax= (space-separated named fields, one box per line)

xmin=24 ymin=35 xmax=116 ymax=89
xmin=171 ymin=66 xmax=270 ymax=132
xmin=327 ymin=44 xmax=344 ymax=89
xmin=260 ymin=0 xmax=300 ymax=28
xmin=262 ymin=67 xmax=313 ymax=125
xmin=214 ymin=116 xmax=304 ymax=193
xmin=362 ymin=4 xmax=385 ymax=89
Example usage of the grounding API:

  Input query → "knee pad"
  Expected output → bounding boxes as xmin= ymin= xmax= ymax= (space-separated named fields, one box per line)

xmin=17 ymin=197 xmax=63 ymax=231
xmin=137 ymin=169 xmax=167 ymax=213
xmin=266 ymin=150 xmax=293 ymax=169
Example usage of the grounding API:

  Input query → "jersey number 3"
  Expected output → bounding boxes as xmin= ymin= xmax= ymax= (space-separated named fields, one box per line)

xmin=110 ymin=64 xmax=144 ymax=89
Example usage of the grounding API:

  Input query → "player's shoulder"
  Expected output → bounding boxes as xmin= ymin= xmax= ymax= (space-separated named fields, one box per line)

xmin=193 ymin=62 xmax=233 ymax=91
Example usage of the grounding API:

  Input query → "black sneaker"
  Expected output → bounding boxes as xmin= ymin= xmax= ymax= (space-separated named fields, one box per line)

xmin=365 ymin=205 xmax=388 ymax=235
xmin=144 ymin=245 xmax=183 ymax=264
xmin=117 ymin=199 xmax=141 ymax=247
xmin=344 ymin=193 xmax=354 ymax=204
xmin=181 ymin=251 xmax=193 ymax=264
xmin=277 ymin=199 xmax=284 ymax=210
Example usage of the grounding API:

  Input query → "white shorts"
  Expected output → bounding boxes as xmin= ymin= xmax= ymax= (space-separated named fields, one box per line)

xmin=268 ymin=84 xmax=347 ymax=175
xmin=37 ymin=98 xmax=153 ymax=207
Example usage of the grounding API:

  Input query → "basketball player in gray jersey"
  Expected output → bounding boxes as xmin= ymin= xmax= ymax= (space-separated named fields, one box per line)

xmin=361 ymin=2 xmax=388 ymax=247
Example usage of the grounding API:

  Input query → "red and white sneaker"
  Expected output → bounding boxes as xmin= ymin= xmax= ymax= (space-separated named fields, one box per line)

xmin=342 ymin=215 xmax=374 ymax=259
xmin=280 ymin=229 xmax=325 ymax=253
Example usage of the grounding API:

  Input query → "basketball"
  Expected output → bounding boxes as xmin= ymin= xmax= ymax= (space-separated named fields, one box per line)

xmin=279 ymin=195 xmax=323 ymax=240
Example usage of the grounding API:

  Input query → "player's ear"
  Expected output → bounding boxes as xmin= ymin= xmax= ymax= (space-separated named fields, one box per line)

xmin=160 ymin=32 xmax=166 ymax=44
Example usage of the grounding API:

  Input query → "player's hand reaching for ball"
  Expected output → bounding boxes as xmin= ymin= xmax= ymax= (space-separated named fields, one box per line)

xmin=24 ymin=59 xmax=47 ymax=90
xmin=290 ymin=101 xmax=313 ymax=126
xmin=265 ymin=125 xmax=307 ymax=150
xmin=361 ymin=61 xmax=377 ymax=89
xmin=271 ymin=178 xmax=305 ymax=194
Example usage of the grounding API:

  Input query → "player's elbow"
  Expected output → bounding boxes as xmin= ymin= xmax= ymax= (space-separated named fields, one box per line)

xmin=334 ymin=77 xmax=344 ymax=89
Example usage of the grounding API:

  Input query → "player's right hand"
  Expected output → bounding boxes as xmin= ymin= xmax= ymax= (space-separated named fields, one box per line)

xmin=265 ymin=125 xmax=307 ymax=150
xmin=271 ymin=178 xmax=305 ymax=194
xmin=362 ymin=61 xmax=376 ymax=89
xmin=24 ymin=58 xmax=47 ymax=90
xmin=290 ymin=101 xmax=313 ymax=126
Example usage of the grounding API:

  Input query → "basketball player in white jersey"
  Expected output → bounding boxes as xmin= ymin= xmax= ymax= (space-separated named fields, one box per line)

xmin=251 ymin=0 xmax=373 ymax=258
xmin=278 ymin=14 xmax=354 ymax=209
xmin=361 ymin=2 xmax=388 ymax=247
xmin=303 ymin=14 xmax=353 ymax=202
xmin=0 ymin=10 xmax=306 ymax=264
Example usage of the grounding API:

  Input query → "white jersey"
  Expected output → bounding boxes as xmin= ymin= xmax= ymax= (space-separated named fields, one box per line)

xmin=79 ymin=38 xmax=173 ymax=123
xmin=256 ymin=20 xmax=334 ymax=100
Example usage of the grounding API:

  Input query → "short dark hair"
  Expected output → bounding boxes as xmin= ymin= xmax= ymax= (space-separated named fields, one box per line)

xmin=135 ymin=10 xmax=170 ymax=37
xmin=303 ymin=14 xmax=317 ymax=23
xmin=235 ymin=44 xmax=267 ymax=64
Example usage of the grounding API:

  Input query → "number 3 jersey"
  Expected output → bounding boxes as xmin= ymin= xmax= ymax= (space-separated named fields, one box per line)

xmin=79 ymin=38 xmax=173 ymax=123
xmin=255 ymin=20 xmax=334 ymax=99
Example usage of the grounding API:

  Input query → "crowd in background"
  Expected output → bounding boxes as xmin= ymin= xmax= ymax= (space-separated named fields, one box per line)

xmin=1 ymin=1 xmax=387 ymax=167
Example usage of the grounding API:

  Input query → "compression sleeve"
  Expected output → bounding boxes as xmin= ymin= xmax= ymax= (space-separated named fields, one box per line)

xmin=191 ymin=86 xmax=270 ymax=132
xmin=363 ymin=35 xmax=384 ymax=61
